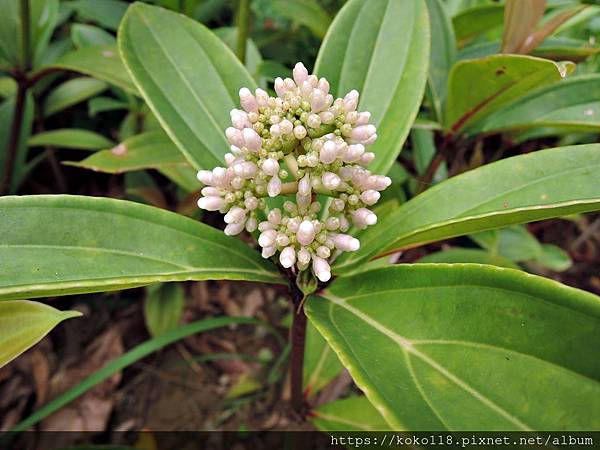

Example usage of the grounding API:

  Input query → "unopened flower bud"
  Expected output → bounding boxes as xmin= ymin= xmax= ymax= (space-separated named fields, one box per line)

xmin=280 ymin=246 xmax=297 ymax=268
xmin=198 ymin=196 xmax=227 ymax=211
xmin=312 ymin=256 xmax=331 ymax=282
xmin=239 ymin=87 xmax=258 ymax=113
xmin=331 ymin=233 xmax=360 ymax=251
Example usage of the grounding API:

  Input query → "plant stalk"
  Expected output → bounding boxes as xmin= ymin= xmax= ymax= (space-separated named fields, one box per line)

xmin=20 ymin=0 xmax=32 ymax=71
xmin=236 ymin=0 xmax=250 ymax=64
xmin=289 ymin=292 xmax=307 ymax=414
xmin=0 ymin=80 xmax=27 ymax=195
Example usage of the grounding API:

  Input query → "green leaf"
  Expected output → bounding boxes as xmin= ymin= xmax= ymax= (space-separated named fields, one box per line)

xmin=144 ymin=283 xmax=184 ymax=337
xmin=31 ymin=0 xmax=60 ymax=67
xmin=471 ymin=225 xmax=542 ymax=262
xmin=334 ymin=144 xmax=600 ymax=275
xmin=71 ymin=23 xmax=116 ymax=48
xmin=68 ymin=0 xmax=128 ymax=31
xmin=425 ymin=0 xmax=456 ymax=122
xmin=42 ymin=45 xmax=138 ymax=94
xmin=306 ymin=264 xmax=600 ymax=430
xmin=452 ymin=4 xmax=504 ymax=44
xmin=43 ymin=77 xmax=108 ymax=117
xmin=314 ymin=0 xmax=430 ymax=174
xmin=65 ymin=131 xmax=188 ymax=173
xmin=28 ymin=129 xmax=114 ymax=150
xmin=0 ymin=195 xmax=282 ymax=300
xmin=0 ymin=300 xmax=81 ymax=368
xmin=0 ymin=0 xmax=21 ymax=67
xmin=271 ymin=0 xmax=331 ymax=39
xmin=533 ymin=244 xmax=573 ymax=272
xmin=304 ymin=320 xmax=343 ymax=396
xmin=88 ymin=96 xmax=128 ymax=116
xmin=418 ymin=248 xmax=520 ymax=269
xmin=214 ymin=27 xmax=263 ymax=82
xmin=312 ymin=396 xmax=391 ymax=431
xmin=118 ymin=2 xmax=256 ymax=170
xmin=445 ymin=54 xmax=573 ymax=134
xmin=472 ymin=74 xmax=600 ymax=135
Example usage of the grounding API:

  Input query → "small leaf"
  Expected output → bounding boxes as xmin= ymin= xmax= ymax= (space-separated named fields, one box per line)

xmin=312 ymin=396 xmax=391 ymax=432
xmin=0 ymin=195 xmax=282 ymax=300
xmin=43 ymin=77 xmax=108 ymax=117
xmin=471 ymin=225 xmax=542 ymax=262
xmin=271 ymin=0 xmax=332 ymax=39
xmin=472 ymin=74 xmax=600 ymax=135
xmin=334 ymin=144 xmax=600 ymax=274
xmin=118 ymin=2 xmax=256 ymax=170
xmin=65 ymin=131 xmax=188 ymax=173
xmin=532 ymin=244 xmax=572 ymax=272
xmin=144 ymin=283 xmax=184 ymax=337
xmin=0 ymin=300 xmax=81 ymax=368
xmin=314 ymin=0 xmax=430 ymax=174
xmin=28 ymin=129 xmax=114 ymax=150
xmin=445 ymin=54 xmax=573 ymax=133
xmin=71 ymin=23 xmax=116 ymax=48
xmin=306 ymin=264 xmax=600 ymax=430
xmin=88 ymin=96 xmax=128 ymax=116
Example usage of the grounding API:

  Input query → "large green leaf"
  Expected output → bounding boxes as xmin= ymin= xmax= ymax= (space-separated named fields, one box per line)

xmin=444 ymin=54 xmax=572 ymax=134
xmin=452 ymin=4 xmax=504 ymax=45
xmin=118 ymin=2 xmax=256 ymax=170
xmin=312 ymin=396 xmax=390 ymax=431
xmin=0 ymin=195 xmax=282 ymax=300
xmin=42 ymin=45 xmax=138 ymax=94
xmin=28 ymin=128 xmax=114 ymax=150
xmin=334 ymin=144 xmax=600 ymax=274
xmin=425 ymin=0 xmax=456 ymax=122
xmin=0 ymin=300 xmax=81 ymax=368
xmin=472 ymin=74 xmax=600 ymax=135
xmin=65 ymin=131 xmax=188 ymax=173
xmin=314 ymin=0 xmax=430 ymax=174
xmin=306 ymin=264 xmax=600 ymax=430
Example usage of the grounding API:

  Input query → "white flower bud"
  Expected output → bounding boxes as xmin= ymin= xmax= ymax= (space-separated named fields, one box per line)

xmin=226 ymin=127 xmax=244 ymax=147
xmin=267 ymin=175 xmax=282 ymax=197
xmin=321 ymin=172 xmax=341 ymax=190
xmin=230 ymin=109 xmax=250 ymax=129
xmin=293 ymin=125 xmax=307 ymax=139
xmin=343 ymin=90 xmax=359 ymax=112
xmin=274 ymin=77 xmax=287 ymax=98
xmin=360 ymin=189 xmax=380 ymax=205
xmin=262 ymin=245 xmax=277 ymax=258
xmin=319 ymin=140 xmax=338 ymax=164
xmin=276 ymin=233 xmax=290 ymax=247
xmin=298 ymin=247 xmax=311 ymax=265
xmin=356 ymin=111 xmax=371 ymax=125
xmin=325 ymin=217 xmax=340 ymax=230
xmin=261 ymin=158 xmax=280 ymax=176
xmin=331 ymin=233 xmax=360 ymax=251
xmin=197 ymin=170 xmax=213 ymax=185
xmin=331 ymin=198 xmax=345 ymax=212
xmin=224 ymin=206 xmax=246 ymax=224
xmin=298 ymin=173 xmax=311 ymax=196
xmin=316 ymin=245 xmax=331 ymax=259
xmin=352 ymin=208 xmax=377 ymax=229
xmin=280 ymin=246 xmax=297 ymax=268
xmin=297 ymin=220 xmax=316 ymax=246
xmin=224 ymin=221 xmax=246 ymax=236
xmin=293 ymin=62 xmax=309 ymax=86
xmin=244 ymin=196 xmax=259 ymax=210
xmin=307 ymin=113 xmax=321 ymax=128
xmin=319 ymin=111 xmax=335 ymax=124
xmin=363 ymin=133 xmax=377 ymax=146
xmin=317 ymin=78 xmax=330 ymax=94
xmin=312 ymin=256 xmax=331 ymax=282
xmin=344 ymin=144 xmax=365 ymax=162
xmin=201 ymin=186 xmax=220 ymax=196
xmin=197 ymin=196 xmax=227 ymax=211
xmin=360 ymin=152 xmax=375 ymax=165
xmin=373 ymin=175 xmax=392 ymax=190
xmin=255 ymin=88 xmax=269 ymax=107
xmin=268 ymin=208 xmax=282 ymax=225
xmin=310 ymin=89 xmax=326 ymax=112
xmin=279 ymin=119 xmax=293 ymax=135
xmin=239 ymin=87 xmax=258 ymax=113
xmin=258 ymin=229 xmax=277 ymax=248
xmin=350 ymin=125 xmax=376 ymax=144
xmin=246 ymin=217 xmax=258 ymax=232
xmin=242 ymin=128 xmax=262 ymax=152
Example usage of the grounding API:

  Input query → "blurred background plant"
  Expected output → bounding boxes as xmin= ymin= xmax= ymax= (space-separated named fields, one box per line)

xmin=1 ymin=0 xmax=600 ymax=435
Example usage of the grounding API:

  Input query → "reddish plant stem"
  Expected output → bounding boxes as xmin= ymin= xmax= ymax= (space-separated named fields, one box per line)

xmin=289 ymin=295 xmax=307 ymax=414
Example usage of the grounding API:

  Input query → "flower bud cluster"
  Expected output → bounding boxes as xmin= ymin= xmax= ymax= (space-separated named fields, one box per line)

xmin=197 ymin=62 xmax=390 ymax=282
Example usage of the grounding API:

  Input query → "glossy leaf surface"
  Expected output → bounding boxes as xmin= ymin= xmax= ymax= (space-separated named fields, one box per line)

xmin=0 ymin=195 xmax=282 ymax=300
xmin=306 ymin=264 xmax=600 ymax=430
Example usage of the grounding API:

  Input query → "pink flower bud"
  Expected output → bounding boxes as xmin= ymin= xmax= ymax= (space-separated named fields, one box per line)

xmin=322 ymin=172 xmax=341 ymax=190
xmin=224 ymin=221 xmax=245 ymax=236
xmin=356 ymin=111 xmax=371 ymax=125
xmin=352 ymin=208 xmax=377 ymax=229
xmin=312 ymin=256 xmax=331 ymax=282
xmin=261 ymin=158 xmax=280 ymax=176
xmin=343 ymin=90 xmax=359 ymax=112
xmin=307 ymin=113 xmax=321 ymax=128
xmin=298 ymin=173 xmax=311 ymax=196
xmin=267 ymin=208 xmax=282 ymax=225
xmin=246 ymin=217 xmax=258 ymax=232
xmin=262 ymin=245 xmax=277 ymax=259
xmin=242 ymin=128 xmax=262 ymax=152
xmin=360 ymin=190 xmax=380 ymax=205
xmin=293 ymin=125 xmax=307 ymax=139
xmin=363 ymin=133 xmax=377 ymax=146
xmin=267 ymin=175 xmax=282 ymax=197
xmin=197 ymin=196 xmax=227 ymax=211
xmin=274 ymin=77 xmax=287 ymax=97
xmin=316 ymin=246 xmax=331 ymax=259
xmin=331 ymin=233 xmax=360 ymax=251
xmin=255 ymin=88 xmax=269 ymax=107
xmin=297 ymin=220 xmax=316 ymax=246
xmin=258 ymin=229 xmax=277 ymax=248
xmin=317 ymin=77 xmax=330 ymax=94
xmin=224 ymin=206 xmax=246 ymax=224
xmin=279 ymin=119 xmax=293 ymax=135
xmin=239 ymin=87 xmax=258 ymax=113
xmin=201 ymin=186 xmax=220 ymax=196
xmin=298 ymin=247 xmax=311 ymax=265
xmin=360 ymin=152 xmax=375 ymax=165
xmin=351 ymin=125 xmax=376 ymax=143
xmin=276 ymin=233 xmax=290 ymax=247
xmin=280 ymin=246 xmax=296 ymax=268
xmin=197 ymin=170 xmax=213 ymax=185
xmin=319 ymin=111 xmax=335 ymax=124
xmin=325 ymin=217 xmax=340 ymax=230
xmin=310 ymin=89 xmax=326 ymax=112
xmin=320 ymin=140 xmax=338 ymax=164
xmin=373 ymin=175 xmax=392 ymax=190
xmin=226 ymin=127 xmax=244 ymax=147
xmin=293 ymin=62 xmax=309 ymax=86
xmin=344 ymin=144 xmax=365 ymax=162
xmin=230 ymin=109 xmax=250 ymax=129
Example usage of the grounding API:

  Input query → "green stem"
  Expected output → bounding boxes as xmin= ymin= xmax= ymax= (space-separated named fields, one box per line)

xmin=236 ymin=0 xmax=250 ymax=64
xmin=0 ymin=80 xmax=27 ymax=195
xmin=20 ymin=0 xmax=31 ymax=71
